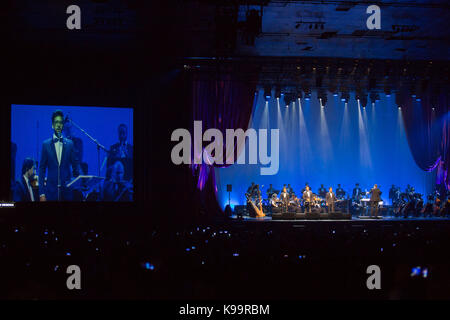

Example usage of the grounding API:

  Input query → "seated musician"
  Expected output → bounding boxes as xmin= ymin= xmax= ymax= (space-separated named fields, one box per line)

xmin=318 ymin=184 xmax=326 ymax=199
xmin=302 ymin=186 xmax=313 ymax=213
xmin=102 ymin=161 xmax=133 ymax=202
xmin=266 ymin=184 xmax=276 ymax=198
xmin=270 ymin=193 xmax=279 ymax=207
xmin=423 ymin=196 xmax=434 ymax=217
xmin=254 ymin=184 xmax=262 ymax=201
xmin=290 ymin=193 xmax=300 ymax=207
xmin=415 ymin=195 xmax=424 ymax=213
xmin=301 ymin=182 xmax=309 ymax=194
xmin=433 ymin=197 xmax=442 ymax=216
xmin=394 ymin=185 xmax=401 ymax=205
xmin=389 ymin=184 xmax=396 ymax=204
xmin=280 ymin=187 xmax=289 ymax=212
xmin=106 ymin=124 xmax=133 ymax=181
xmin=336 ymin=184 xmax=345 ymax=199
xmin=407 ymin=187 xmax=416 ymax=201
xmin=247 ymin=182 xmax=256 ymax=198
xmin=441 ymin=199 xmax=450 ymax=216
xmin=287 ymin=184 xmax=294 ymax=195
xmin=405 ymin=184 xmax=413 ymax=194
xmin=13 ymin=158 xmax=38 ymax=202
xmin=352 ymin=183 xmax=362 ymax=201
xmin=433 ymin=187 xmax=441 ymax=201
xmin=326 ymin=187 xmax=337 ymax=213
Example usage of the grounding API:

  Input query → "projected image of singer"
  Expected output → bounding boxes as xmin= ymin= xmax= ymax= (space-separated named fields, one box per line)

xmin=38 ymin=110 xmax=80 ymax=201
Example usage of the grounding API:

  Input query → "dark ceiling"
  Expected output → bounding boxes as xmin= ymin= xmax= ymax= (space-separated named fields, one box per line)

xmin=8 ymin=0 xmax=450 ymax=61
xmin=181 ymin=0 xmax=450 ymax=60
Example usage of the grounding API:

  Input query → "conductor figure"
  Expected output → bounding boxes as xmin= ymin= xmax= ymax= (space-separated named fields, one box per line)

xmin=369 ymin=184 xmax=382 ymax=218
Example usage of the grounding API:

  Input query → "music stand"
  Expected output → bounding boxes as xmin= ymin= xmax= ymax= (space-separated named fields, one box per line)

xmin=66 ymin=175 xmax=105 ymax=201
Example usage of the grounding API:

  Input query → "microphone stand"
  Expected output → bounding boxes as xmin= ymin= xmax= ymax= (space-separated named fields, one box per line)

xmin=67 ymin=118 xmax=108 ymax=176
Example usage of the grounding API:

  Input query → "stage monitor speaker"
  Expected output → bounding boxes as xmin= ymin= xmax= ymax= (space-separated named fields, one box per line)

xmin=319 ymin=212 xmax=330 ymax=219
xmin=226 ymin=184 xmax=232 ymax=192
xmin=282 ymin=212 xmax=296 ymax=220
xmin=295 ymin=212 xmax=306 ymax=219
xmin=272 ymin=207 xmax=283 ymax=214
xmin=306 ymin=212 xmax=320 ymax=220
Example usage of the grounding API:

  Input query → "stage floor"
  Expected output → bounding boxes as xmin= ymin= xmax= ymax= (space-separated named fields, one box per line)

xmin=229 ymin=214 xmax=450 ymax=222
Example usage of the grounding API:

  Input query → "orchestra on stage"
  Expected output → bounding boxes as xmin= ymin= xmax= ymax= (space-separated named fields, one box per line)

xmin=244 ymin=182 xmax=449 ymax=218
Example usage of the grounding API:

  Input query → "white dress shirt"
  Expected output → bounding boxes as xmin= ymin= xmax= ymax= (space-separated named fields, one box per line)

xmin=53 ymin=134 xmax=63 ymax=165
xmin=119 ymin=141 xmax=128 ymax=158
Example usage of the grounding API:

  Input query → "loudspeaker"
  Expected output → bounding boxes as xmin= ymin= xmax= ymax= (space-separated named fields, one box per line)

xmin=226 ymin=184 xmax=232 ymax=192
xmin=224 ymin=205 xmax=232 ymax=217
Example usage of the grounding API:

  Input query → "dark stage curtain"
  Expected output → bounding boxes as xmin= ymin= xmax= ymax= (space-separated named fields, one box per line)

xmin=190 ymin=68 xmax=257 ymax=214
xmin=399 ymin=85 xmax=450 ymax=194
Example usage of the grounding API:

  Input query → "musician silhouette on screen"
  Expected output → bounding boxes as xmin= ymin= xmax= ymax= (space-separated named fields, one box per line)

xmin=13 ymin=158 xmax=38 ymax=202
xmin=38 ymin=110 xmax=80 ymax=201
xmin=106 ymin=124 xmax=133 ymax=181
xmin=102 ymin=161 xmax=133 ymax=202
xmin=63 ymin=119 xmax=87 ymax=175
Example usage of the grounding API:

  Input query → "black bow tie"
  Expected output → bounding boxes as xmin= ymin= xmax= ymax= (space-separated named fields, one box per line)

xmin=53 ymin=137 xmax=63 ymax=143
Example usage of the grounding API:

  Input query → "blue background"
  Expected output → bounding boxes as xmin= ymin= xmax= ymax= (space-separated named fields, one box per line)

xmin=11 ymin=104 xmax=133 ymax=183
xmin=215 ymin=90 xmax=435 ymax=209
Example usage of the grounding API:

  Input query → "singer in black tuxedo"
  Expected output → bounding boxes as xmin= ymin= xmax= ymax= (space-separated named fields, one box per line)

xmin=325 ymin=187 xmax=337 ymax=213
xmin=38 ymin=110 xmax=80 ymax=201
xmin=302 ymin=186 xmax=313 ymax=213
xmin=280 ymin=187 xmax=290 ymax=212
